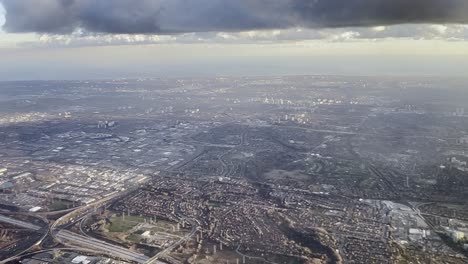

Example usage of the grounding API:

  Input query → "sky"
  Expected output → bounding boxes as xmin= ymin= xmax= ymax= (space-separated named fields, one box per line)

xmin=1 ymin=0 xmax=468 ymax=80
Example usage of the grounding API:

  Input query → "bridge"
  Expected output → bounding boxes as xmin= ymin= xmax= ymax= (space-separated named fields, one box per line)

xmin=0 ymin=214 xmax=41 ymax=231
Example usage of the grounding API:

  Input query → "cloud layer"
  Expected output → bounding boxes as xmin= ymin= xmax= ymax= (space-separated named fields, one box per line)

xmin=2 ymin=0 xmax=468 ymax=34
xmin=18 ymin=24 xmax=466 ymax=48
xmin=0 ymin=3 xmax=5 ymax=28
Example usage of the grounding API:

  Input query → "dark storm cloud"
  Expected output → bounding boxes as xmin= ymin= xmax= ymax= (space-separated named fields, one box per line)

xmin=289 ymin=0 xmax=468 ymax=27
xmin=2 ymin=0 xmax=468 ymax=34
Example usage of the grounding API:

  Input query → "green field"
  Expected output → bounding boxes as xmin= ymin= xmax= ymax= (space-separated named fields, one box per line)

xmin=107 ymin=215 xmax=147 ymax=233
xmin=126 ymin=233 xmax=141 ymax=243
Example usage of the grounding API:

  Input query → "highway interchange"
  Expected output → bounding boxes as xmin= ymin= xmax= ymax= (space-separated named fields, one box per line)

xmin=0 ymin=184 xmax=198 ymax=264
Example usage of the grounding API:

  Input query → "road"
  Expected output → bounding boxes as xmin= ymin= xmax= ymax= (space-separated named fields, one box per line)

xmin=280 ymin=124 xmax=461 ymax=140
xmin=0 ymin=214 xmax=41 ymax=231
xmin=57 ymin=230 xmax=150 ymax=263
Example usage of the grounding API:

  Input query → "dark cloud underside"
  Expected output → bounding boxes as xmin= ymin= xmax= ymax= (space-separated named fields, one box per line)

xmin=2 ymin=0 xmax=468 ymax=34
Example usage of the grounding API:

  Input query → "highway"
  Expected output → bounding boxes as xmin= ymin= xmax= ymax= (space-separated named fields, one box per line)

xmin=0 ymin=214 xmax=41 ymax=231
xmin=57 ymin=230 xmax=150 ymax=263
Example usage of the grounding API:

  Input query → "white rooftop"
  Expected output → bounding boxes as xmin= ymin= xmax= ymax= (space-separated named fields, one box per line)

xmin=29 ymin=206 xmax=42 ymax=212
